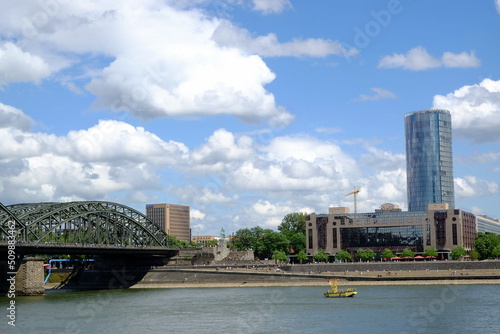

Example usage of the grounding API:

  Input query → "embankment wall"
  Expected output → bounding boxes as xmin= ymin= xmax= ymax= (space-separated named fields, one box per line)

xmin=138 ymin=269 xmax=319 ymax=285
xmin=283 ymin=260 xmax=500 ymax=274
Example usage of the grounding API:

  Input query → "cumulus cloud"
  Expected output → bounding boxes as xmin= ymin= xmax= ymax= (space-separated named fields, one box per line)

xmin=0 ymin=1 xmax=293 ymax=126
xmin=432 ymin=78 xmax=500 ymax=143
xmin=191 ymin=129 xmax=255 ymax=166
xmin=226 ymin=135 xmax=360 ymax=196
xmin=252 ymin=0 xmax=292 ymax=14
xmin=65 ymin=120 xmax=188 ymax=164
xmin=356 ymin=87 xmax=396 ymax=102
xmin=378 ymin=46 xmax=480 ymax=70
xmin=212 ymin=20 xmax=357 ymax=58
xmin=7 ymin=101 xmax=489 ymax=233
xmin=455 ymin=176 xmax=499 ymax=200
xmin=496 ymin=0 xmax=500 ymax=14
xmin=0 ymin=42 xmax=52 ymax=85
xmin=0 ymin=106 xmax=189 ymax=203
xmin=0 ymin=102 xmax=35 ymax=131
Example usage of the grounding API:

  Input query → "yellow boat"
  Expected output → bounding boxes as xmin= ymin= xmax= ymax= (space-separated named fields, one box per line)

xmin=324 ymin=280 xmax=357 ymax=298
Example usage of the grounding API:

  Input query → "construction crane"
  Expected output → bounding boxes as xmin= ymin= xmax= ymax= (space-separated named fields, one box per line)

xmin=345 ymin=186 xmax=360 ymax=216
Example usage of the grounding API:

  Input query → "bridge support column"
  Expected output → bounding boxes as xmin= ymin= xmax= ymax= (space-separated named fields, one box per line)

xmin=15 ymin=257 xmax=45 ymax=296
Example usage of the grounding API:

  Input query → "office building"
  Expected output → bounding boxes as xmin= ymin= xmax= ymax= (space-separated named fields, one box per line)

xmin=146 ymin=203 xmax=190 ymax=241
xmin=405 ymin=109 xmax=455 ymax=211
xmin=476 ymin=215 xmax=500 ymax=234
xmin=306 ymin=203 xmax=476 ymax=259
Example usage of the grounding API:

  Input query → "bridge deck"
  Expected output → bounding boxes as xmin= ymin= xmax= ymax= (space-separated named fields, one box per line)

xmin=0 ymin=242 xmax=180 ymax=256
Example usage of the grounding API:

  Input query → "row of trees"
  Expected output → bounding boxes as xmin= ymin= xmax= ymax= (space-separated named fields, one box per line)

xmin=229 ymin=213 xmax=307 ymax=260
xmin=306 ymin=246 xmax=470 ymax=263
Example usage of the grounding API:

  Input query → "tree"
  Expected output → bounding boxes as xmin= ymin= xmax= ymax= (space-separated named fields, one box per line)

xmin=278 ymin=212 xmax=307 ymax=254
xmin=474 ymin=232 xmax=500 ymax=259
xmin=356 ymin=248 xmax=376 ymax=262
xmin=335 ymin=250 xmax=351 ymax=263
xmin=272 ymin=250 xmax=288 ymax=263
xmin=205 ymin=239 xmax=218 ymax=247
xmin=450 ymin=247 xmax=467 ymax=260
xmin=401 ymin=248 xmax=415 ymax=258
xmin=261 ymin=231 xmax=290 ymax=259
xmin=231 ymin=227 xmax=259 ymax=251
xmin=231 ymin=227 xmax=291 ymax=259
xmin=381 ymin=248 xmax=396 ymax=260
xmin=469 ymin=249 xmax=480 ymax=261
xmin=296 ymin=249 xmax=308 ymax=264
xmin=423 ymin=247 xmax=438 ymax=258
xmin=278 ymin=212 xmax=306 ymax=235
xmin=168 ymin=235 xmax=192 ymax=248
xmin=492 ymin=245 xmax=500 ymax=259
xmin=288 ymin=233 xmax=306 ymax=255
xmin=313 ymin=249 xmax=329 ymax=263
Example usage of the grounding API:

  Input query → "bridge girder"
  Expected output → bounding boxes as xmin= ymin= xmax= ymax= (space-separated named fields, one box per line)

xmin=0 ymin=201 xmax=168 ymax=247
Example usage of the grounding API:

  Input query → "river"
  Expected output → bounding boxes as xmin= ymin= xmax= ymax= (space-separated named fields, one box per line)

xmin=1 ymin=284 xmax=499 ymax=333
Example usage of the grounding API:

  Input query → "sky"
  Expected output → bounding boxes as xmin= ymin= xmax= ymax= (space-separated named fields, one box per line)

xmin=1 ymin=0 xmax=499 ymax=237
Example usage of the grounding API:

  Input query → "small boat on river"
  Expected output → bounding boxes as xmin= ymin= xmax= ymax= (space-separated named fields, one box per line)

xmin=324 ymin=280 xmax=357 ymax=298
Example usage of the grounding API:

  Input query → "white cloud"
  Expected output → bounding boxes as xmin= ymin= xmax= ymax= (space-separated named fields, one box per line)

xmin=496 ymin=0 xmax=500 ymax=14
xmin=442 ymin=51 xmax=481 ymax=68
xmin=0 ymin=107 xmax=189 ymax=202
xmin=0 ymin=1 xmax=293 ymax=126
xmin=246 ymin=200 xmax=313 ymax=228
xmin=252 ymin=0 xmax=292 ymax=14
xmin=432 ymin=78 xmax=500 ymax=143
xmin=356 ymin=87 xmax=396 ymax=101
xmin=191 ymin=129 xmax=255 ymax=165
xmin=0 ymin=102 xmax=34 ymax=130
xmin=226 ymin=135 xmax=360 ymax=195
xmin=65 ymin=120 xmax=188 ymax=164
xmin=378 ymin=46 xmax=480 ymax=70
xmin=212 ymin=20 xmax=357 ymax=58
xmin=0 ymin=102 xmax=467 ymax=233
xmin=455 ymin=176 xmax=499 ymax=200
xmin=0 ymin=42 xmax=52 ymax=85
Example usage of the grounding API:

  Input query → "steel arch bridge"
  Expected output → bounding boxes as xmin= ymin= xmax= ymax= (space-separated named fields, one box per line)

xmin=0 ymin=201 xmax=168 ymax=247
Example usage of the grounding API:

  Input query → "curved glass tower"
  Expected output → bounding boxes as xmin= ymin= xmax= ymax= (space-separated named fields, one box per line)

xmin=405 ymin=109 xmax=455 ymax=211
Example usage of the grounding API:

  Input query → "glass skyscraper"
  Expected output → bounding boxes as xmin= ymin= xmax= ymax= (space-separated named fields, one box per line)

xmin=405 ymin=109 xmax=455 ymax=211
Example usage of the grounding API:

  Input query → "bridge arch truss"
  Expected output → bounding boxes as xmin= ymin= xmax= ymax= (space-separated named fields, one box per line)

xmin=0 ymin=201 xmax=169 ymax=247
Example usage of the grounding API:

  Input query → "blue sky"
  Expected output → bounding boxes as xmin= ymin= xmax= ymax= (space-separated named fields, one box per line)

xmin=1 ymin=0 xmax=499 ymax=236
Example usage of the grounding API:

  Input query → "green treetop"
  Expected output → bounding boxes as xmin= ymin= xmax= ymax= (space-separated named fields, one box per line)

xmin=335 ymin=250 xmax=351 ymax=263
xmin=450 ymin=247 xmax=467 ymax=260
xmin=381 ymin=248 xmax=396 ymax=259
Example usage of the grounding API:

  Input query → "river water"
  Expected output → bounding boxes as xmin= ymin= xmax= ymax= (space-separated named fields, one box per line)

xmin=1 ymin=284 xmax=499 ymax=333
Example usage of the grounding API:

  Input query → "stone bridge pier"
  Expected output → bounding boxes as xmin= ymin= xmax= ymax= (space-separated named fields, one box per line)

xmin=0 ymin=257 xmax=45 ymax=296
xmin=15 ymin=257 xmax=45 ymax=296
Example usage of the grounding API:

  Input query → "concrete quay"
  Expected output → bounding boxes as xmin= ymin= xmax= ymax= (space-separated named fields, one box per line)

xmin=128 ymin=260 xmax=500 ymax=288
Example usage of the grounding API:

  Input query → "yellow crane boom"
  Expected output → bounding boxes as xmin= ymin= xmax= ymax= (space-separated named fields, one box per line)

xmin=344 ymin=186 xmax=360 ymax=216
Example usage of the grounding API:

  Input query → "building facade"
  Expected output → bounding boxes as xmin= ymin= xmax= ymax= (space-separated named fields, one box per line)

xmin=146 ymin=203 xmax=190 ymax=241
xmin=405 ymin=109 xmax=455 ymax=211
xmin=476 ymin=215 xmax=500 ymax=234
xmin=192 ymin=235 xmax=216 ymax=245
xmin=306 ymin=203 xmax=476 ymax=260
